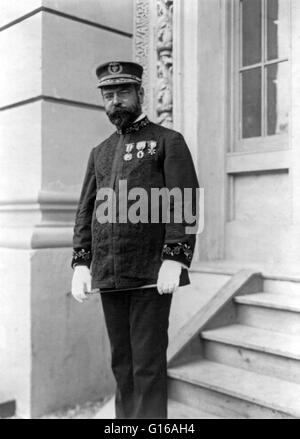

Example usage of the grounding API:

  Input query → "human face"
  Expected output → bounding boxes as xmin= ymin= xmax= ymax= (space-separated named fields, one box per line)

xmin=101 ymin=84 xmax=144 ymax=131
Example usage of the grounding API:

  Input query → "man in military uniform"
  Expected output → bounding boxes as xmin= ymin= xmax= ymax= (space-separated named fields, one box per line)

xmin=71 ymin=61 xmax=199 ymax=419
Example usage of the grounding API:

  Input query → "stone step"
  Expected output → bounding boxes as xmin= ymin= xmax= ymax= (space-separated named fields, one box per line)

xmin=202 ymin=324 xmax=300 ymax=360
xmin=235 ymin=293 xmax=300 ymax=335
xmin=168 ymin=359 xmax=300 ymax=419
xmin=202 ymin=324 xmax=300 ymax=383
xmin=263 ymin=279 xmax=300 ymax=296
xmin=235 ymin=293 xmax=300 ymax=312
xmin=92 ymin=393 xmax=222 ymax=419
xmin=168 ymin=399 xmax=223 ymax=419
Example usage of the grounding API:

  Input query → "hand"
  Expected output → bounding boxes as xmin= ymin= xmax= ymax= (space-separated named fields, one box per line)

xmin=71 ymin=265 xmax=92 ymax=303
xmin=157 ymin=260 xmax=182 ymax=295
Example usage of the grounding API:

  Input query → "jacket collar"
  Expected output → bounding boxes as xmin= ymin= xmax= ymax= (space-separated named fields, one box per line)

xmin=116 ymin=115 xmax=150 ymax=135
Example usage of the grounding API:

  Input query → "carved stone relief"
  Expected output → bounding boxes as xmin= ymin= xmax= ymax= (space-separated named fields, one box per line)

xmin=134 ymin=0 xmax=151 ymax=115
xmin=134 ymin=0 xmax=173 ymax=127
xmin=156 ymin=0 xmax=173 ymax=127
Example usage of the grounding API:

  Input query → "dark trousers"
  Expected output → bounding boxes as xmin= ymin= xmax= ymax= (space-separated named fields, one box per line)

xmin=100 ymin=287 xmax=173 ymax=419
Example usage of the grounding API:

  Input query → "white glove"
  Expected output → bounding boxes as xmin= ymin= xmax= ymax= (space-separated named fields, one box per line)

xmin=71 ymin=265 xmax=92 ymax=303
xmin=157 ymin=260 xmax=182 ymax=295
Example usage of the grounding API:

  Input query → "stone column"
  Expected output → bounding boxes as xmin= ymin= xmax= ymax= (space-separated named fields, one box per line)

xmin=0 ymin=0 xmax=133 ymax=418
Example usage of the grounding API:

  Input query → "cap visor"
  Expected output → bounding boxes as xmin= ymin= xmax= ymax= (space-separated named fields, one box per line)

xmin=97 ymin=78 xmax=141 ymax=88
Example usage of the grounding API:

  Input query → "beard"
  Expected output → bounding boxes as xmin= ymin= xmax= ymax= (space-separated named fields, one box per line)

xmin=106 ymin=103 xmax=141 ymax=131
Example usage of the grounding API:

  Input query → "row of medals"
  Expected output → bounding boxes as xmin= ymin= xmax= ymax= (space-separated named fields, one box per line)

xmin=124 ymin=140 xmax=157 ymax=161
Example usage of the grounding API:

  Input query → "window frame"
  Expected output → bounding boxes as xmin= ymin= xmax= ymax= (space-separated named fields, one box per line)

xmin=231 ymin=0 xmax=291 ymax=153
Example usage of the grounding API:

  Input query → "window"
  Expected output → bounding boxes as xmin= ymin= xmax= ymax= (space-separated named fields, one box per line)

xmin=233 ymin=0 xmax=290 ymax=150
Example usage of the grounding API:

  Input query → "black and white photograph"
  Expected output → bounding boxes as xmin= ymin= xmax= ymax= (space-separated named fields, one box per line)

xmin=0 ymin=0 xmax=299 ymax=424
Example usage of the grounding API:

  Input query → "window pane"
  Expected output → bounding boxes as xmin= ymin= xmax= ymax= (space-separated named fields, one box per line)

xmin=267 ymin=0 xmax=290 ymax=61
xmin=242 ymin=68 xmax=262 ymax=138
xmin=267 ymin=62 xmax=289 ymax=135
xmin=242 ymin=0 xmax=262 ymax=66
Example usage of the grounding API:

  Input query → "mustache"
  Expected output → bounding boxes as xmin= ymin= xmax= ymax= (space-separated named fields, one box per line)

xmin=107 ymin=106 xmax=129 ymax=116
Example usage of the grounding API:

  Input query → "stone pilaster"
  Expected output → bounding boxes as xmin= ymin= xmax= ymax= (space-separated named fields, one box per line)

xmin=134 ymin=0 xmax=174 ymax=127
xmin=156 ymin=0 xmax=173 ymax=127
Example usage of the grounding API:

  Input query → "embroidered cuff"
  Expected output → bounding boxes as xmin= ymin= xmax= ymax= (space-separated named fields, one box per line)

xmin=71 ymin=248 xmax=92 ymax=269
xmin=161 ymin=242 xmax=193 ymax=268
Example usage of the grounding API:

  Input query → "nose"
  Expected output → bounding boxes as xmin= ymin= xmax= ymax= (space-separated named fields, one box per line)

xmin=112 ymin=93 xmax=121 ymax=106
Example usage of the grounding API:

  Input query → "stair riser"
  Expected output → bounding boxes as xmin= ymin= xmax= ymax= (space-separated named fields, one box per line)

xmin=203 ymin=340 xmax=300 ymax=384
xmin=168 ymin=378 xmax=294 ymax=419
xmin=168 ymin=399 xmax=222 ymax=419
xmin=237 ymin=304 xmax=300 ymax=335
xmin=263 ymin=279 xmax=300 ymax=296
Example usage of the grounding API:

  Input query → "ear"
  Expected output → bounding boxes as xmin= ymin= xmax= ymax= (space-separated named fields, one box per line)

xmin=138 ymin=86 xmax=145 ymax=105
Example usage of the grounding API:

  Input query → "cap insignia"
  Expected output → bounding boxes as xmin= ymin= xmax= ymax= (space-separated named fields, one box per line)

xmin=108 ymin=62 xmax=123 ymax=75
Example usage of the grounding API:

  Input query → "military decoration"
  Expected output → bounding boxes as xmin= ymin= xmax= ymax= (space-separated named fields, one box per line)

xmin=123 ymin=143 xmax=134 ymax=161
xmin=123 ymin=140 xmax=157 ymax=161
xmin=147 ymin=140 xmax=157 ymax=156
xmin=136 ymin=141 xmax=146 ymax=159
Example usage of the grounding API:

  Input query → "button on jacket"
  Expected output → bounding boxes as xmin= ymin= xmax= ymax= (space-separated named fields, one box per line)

xmin=72 ymin=116 xmax=199 ymax=291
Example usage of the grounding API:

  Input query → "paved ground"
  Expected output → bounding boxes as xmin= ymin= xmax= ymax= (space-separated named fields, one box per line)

xmin=2 ymin=396 xmax=113 ymax=419
xmin=38 ymin=399 xmax=108 ymax=419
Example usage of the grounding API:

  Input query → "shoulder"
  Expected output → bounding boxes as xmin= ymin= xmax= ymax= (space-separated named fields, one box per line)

xmin=148 ymin=122 xmax=189 ymax=159
xmin=92 ymin=131 xmax=118 ymax=155
xmin=82 ymin=132 xmax=117 ymax=166
xmin=146 ymin=123 xmax=193 ymax=163
xmin=148 ymin=121 xmax=184 ymax=142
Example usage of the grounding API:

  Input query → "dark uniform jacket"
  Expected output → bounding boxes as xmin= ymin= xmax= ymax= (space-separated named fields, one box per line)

xmin=72 ymin=116 xmax=199 ymax=291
